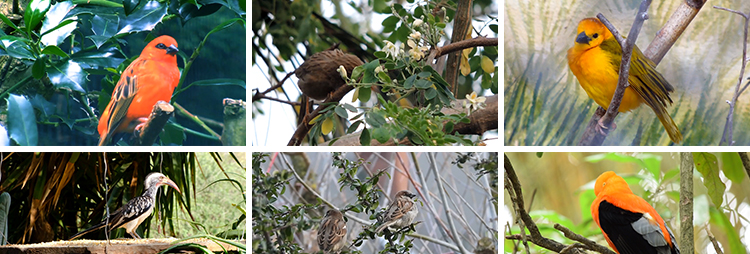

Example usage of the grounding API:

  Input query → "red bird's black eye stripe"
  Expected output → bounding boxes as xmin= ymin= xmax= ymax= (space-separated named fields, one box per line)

xmin=598 ymin=201 xmax=680 ymax=254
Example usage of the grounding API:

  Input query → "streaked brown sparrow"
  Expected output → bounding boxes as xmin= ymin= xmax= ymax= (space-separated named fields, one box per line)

xmin=375 ymin=190 xmax=418 ymax=233
xmin=318 ymin=209 xmax=347 ymax=253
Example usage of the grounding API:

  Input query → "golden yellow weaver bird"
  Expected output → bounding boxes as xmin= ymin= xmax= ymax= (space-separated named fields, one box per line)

xmin=567 ymin=18 xmax=682 ymax=144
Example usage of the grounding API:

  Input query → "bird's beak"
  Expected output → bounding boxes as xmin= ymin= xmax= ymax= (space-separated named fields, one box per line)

xmin=161 ymin=178 xmax=181 ymax=193
xmin=166 ymin=45 xmax=179 ymax=56
xmin=575 ymin=31 xmax=591 ymax=45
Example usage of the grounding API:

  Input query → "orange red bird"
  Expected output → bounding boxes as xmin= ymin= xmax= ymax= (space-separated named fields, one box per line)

xmin=592 ymin=171 xmax=680 ymax=254
xmin=97 ymin=35 xmax=180 ymax=146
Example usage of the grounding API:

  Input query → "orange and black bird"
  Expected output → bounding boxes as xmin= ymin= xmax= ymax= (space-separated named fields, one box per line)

xmin=98 ymin=35 xmax=180 ymax=146
xmin=592 ymin=171 xmax=680 ymax=254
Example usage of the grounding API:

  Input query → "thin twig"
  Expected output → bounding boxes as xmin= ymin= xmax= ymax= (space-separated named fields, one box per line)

xmin=715 ymin=6 xmax=750 ymax=146
xmin=428 ymin=153 xmax=470 ymax=254
xmin=705 ymin=226 xmax=724 ymax=254
xmin=554 ymin=224 xmax=616 ymax=254
xmin=578 ymin=3 xmax=652 ymax=146
xmin=737 ymin=152 xmax=750 ymax=179
xmin=503 ymin=154 xmax=586 ymax=254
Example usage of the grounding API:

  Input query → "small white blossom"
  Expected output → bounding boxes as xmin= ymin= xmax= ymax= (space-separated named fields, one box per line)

xmin=383 ymin=40 xmax=398 ymax=59
xmin=409 ymin=47 xmax=425 ymax=61
xmin=464 ymin=92 xmax=486 ymax=115
xmin=412 ymin=19 xmax=423 ymax=27
xmin=337 ymin=65 xmax=347 ymax=80
xmin=374 ymin=65 xmax=383 ymax=73
xmin=409 ymin=31 xmax=422 ymax=40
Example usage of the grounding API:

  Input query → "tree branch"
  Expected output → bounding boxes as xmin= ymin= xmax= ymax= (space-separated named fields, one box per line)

xmin=221 ymin=98 xmax=246 ymax=146
xmin=504 ymin=154 xmax=589 ymax=254
xmin=327 ymin=95 xmax=498 ymax=146
xmin=715 ymin=6 xmax=750 ymax=146
xmin=578 ymin=2 xmax=653 ymax=146
xmin=679 ymin=152 xmax=694 ymax=254
xmin=133 ymin=101 xmax=173 ymax=145
xmin=445 ymin=0 xmax=473 ymax=95
xmin=428 ymin=153 xmax=470 ymax=254
xmin=287 ymin=84 xmax=354 ymax=146
xmin=737 ymin=152 xmax=750 ymax=179
xmin=434 ymin=37 xmax=498 ymax=58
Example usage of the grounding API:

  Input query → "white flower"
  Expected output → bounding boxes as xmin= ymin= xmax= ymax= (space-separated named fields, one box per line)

xmin=337 ymin=65 xmax=347 ymax=80
xmin=383 ymin=40 xmax=398 ymax=59
xmin=409 ymin=31 xmax=422 ymax=41
xmin=407 ymin=38 xmax=417 ymax=48
xmin=412 ymin=19 xmax=423 ymax=27
xmin=409 ymin=47 xmax=425 ymax=61
xmin=374 ymin=65 xmax=384 ymax=73
xmin=464 ymin=92 xmax=486 ymax=114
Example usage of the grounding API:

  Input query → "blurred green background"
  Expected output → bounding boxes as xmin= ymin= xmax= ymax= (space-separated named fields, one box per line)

xmin=504 ymin=0 xmax=750 ymax=145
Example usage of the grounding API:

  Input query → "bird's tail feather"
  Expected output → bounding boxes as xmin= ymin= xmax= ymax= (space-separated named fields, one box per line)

xmin=69 ymin=221 xmax=107 ymax=240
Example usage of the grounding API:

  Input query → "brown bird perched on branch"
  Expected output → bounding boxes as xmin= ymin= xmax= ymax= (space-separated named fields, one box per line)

xmin=375 ymin=190 xmax=418 ymax=233
xmin=295 ymin=44 xmax=364 ymax=101
xmin=318 ymin=209 xmax=347 ymax=253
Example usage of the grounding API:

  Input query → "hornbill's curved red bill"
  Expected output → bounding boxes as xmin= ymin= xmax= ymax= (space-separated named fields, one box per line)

xmin=69 ymin=172 xmax=181 ymax=240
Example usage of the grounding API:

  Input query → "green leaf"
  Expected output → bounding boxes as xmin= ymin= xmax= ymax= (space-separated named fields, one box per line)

xmin=351 ymin=66 xmax=364 ymax=80
xmin=347 ymin=120 xmax=362 ymax=134
xmin=709 ymin=206 xmax=744 ymax=254
xmin=362 ymin=59 xmax=380 ymax=83
xmin=334 ymin=106 xmax=348 ymax=119
xmin=160 ymin=122 xmax=185 ymax=145
xmin=70 ymin=46 xmax=126 ymax=69
xmin=117 ymin=0 xmax=168 ymax=34
xmin=6 ymin=94 xmax=38 ymax=146
xmin=359 ymin=128 xmax=370 ymax=146
xmin=0 ymin=14 xmax=21 ymax=35
xmin=40 ymin=1 xmax=78 ymax=46
xmin=372 ymin=127 xmax=389 ymax=143
xmin=41 ymin=45 xmax=69 ymax=58
xmin=25 ymin=0 xmax=52 ymax=35
xmin=32 ymin=57 xmax=46 ymax=79
xmin=122 ymin=0 xmax=140 ymax=15
xmin=0 ymin=36 xmax=35 ymax=60
xmin=693 ymin=152 xmax=726 ymax=207
xmin=86 ymin=14 xmax=119 ymax=48
xmin=424 ymin=87 xmax=437 ymax=100
xmin=377 ymin=71 xmax=391 ymax=83
xmin=176 ymin=3 xmax=222 ymax=23
xmin=47 ymin=60 xmax=86 ymax=92
xmin=358 ymin=85 xmax=371 ymax=102
xmin=404 ymin=74 xmax=416 ymax=89
xmin=415 ymin=79 xmax=431 ymax=89
xmin=719 ymin=152 xmax=745 ymax=183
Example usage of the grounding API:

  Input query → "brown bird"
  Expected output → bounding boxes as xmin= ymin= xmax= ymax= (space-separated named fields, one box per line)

xmin=295 ymin=47 xmax=364 ymax=101
xmin=318 ymin=209 xmax=347 ymax=253
xmin=375 ymin=190 xmax=418 ymax=233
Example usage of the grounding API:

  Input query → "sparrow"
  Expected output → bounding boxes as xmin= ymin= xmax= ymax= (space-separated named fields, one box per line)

xmin=295 ymin=47 xmax=364 ymax=101
xmin=318 ymin=209 xmax=347 ymax=253
xmin=375 ymin=190 xmax=418 ymax=233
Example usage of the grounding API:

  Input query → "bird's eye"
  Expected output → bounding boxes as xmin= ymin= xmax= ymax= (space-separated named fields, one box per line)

xmin=155 ymin=43 xmax=167 ymax=49
xmin=592 ymin=33 xmax=599 ymax=39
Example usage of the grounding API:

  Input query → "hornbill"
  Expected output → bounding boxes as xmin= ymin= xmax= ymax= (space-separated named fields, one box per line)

xmin=69 ymin=172 xmax=181 ymax=240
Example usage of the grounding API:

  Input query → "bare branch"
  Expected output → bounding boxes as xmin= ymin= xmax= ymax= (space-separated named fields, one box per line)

xmin=715 ymin=6 xmax=750 ymax=145
xmin=134 ymin=101 xmax=174 ymax=145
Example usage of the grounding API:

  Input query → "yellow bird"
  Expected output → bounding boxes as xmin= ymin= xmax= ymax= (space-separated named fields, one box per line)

xmin=567 ymin=18 xmax=682 ymax=144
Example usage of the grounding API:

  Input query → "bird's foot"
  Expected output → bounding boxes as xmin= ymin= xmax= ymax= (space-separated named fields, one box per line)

xmin=133 ymin=117 xmax=149 ymax=133
xmin=596 ymin=118 xmax=616 ymax=135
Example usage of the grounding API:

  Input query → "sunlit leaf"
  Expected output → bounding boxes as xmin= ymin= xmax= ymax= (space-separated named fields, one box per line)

xmin=693 ymin=152 xmax=725 ymax=207
xmin=40 ymin=1 xmax=78 ymax=46
xmin=47 ymin=60 xmax=86 ymax=92
xmin=117 ymin=1 xmax=168 ymax=35
xmin=6 ymin=94 xmax=38 ymax=146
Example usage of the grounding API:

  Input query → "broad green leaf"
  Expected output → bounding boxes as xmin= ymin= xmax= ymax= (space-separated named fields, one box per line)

xmin=176 ymin=3 xmax=222 ymax=23
xmin=41 ymin=45 xmax=69 ymax=58
xmin=40 ymin=1 xmax=78 ymax=46
xmin=87 ymin=14 xmax=119 ymax=48
xmin=359 ymin=127 xmax=370 ymax=146
xmin=693 ymin=152 xmax=726 ymax=207
xmin=117 ymin=1 xmax=168 ymax=34
xmin=32 ymin=57 xmax=47 ymax=79
xmin=6 ymin=94 xmax=38 ymax=146
xmin=47 ymin=60 xmax=86 ymax=92
xmin=70 ymin=47 xmax=125 ymax=69
xmin=0 ymin=36 xmax=35 ymax=60
xmin=122 ymin=0 xmax=140 ymax=15
xmin=709 ymin=206 xmax=744 ymax=254
xmin=719 ymin=152 xmax=744 ymax=183
xmin=358 ymin=86 xmax=371 ymax=103
xmin=25 ymin=0 xmax=52 ymax=35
